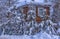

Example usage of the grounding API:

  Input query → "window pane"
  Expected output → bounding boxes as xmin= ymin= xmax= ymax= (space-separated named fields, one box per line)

xmin=38 ymin=8 xmax=44 ymax=17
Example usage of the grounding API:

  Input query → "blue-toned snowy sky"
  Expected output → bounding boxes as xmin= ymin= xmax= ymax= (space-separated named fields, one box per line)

xmin=19 ymin=0 xmax=44 ymax=3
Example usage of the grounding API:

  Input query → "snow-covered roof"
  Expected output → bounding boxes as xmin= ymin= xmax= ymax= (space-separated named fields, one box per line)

xmin=9 ymin=0 xmax=55 ymax=10
xmin=15 ymin=1 xmax=27 ymax=8
xmin=15 ymin=1 xmax=53 ymax=8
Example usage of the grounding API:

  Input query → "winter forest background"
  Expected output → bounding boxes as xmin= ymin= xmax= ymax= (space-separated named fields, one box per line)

xmin=0 ymin=0 xmax=60 ymax=39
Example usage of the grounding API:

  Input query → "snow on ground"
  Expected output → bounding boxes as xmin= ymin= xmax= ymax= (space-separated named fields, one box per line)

xmin=0 ymin=32 xmax=59 ymax=39
xmin=18 ymin=0 xmax=44 ymax=3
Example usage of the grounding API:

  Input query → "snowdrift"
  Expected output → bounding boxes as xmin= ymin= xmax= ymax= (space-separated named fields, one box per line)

xmin=0 ymin=32 xmax=59 ymax=39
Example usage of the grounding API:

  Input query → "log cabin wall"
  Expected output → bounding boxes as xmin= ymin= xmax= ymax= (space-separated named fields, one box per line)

xmin=36 ymin=6 xmax=42 ymax=22
xmin=36 ymin=6 xmax=38 ymax=16
xmin=45 ymin=7 xmax=50 ymax=16
xmin=44 ymin=7 xmax=50 ymax=20
xmin=22 ymin=5 xmax=50 ymax=22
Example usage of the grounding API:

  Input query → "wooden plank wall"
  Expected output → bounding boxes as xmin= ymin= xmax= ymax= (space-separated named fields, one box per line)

xmin=23 ymin=6 xmax=50 ymax=22
xmin=36 ymin=6 xmax=42 ymax=22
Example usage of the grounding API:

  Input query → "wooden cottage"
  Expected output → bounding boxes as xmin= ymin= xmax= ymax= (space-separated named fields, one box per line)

xmin=15 ymin=1 xmax=54 ymax=22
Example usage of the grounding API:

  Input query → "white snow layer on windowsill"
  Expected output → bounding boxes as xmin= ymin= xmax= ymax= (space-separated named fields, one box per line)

xmin=0 ymin=32 xmax=60 ymax=39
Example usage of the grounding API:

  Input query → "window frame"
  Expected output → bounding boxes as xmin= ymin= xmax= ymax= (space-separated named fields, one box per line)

xmin=38 ymin=8 xmax=46 ymax=17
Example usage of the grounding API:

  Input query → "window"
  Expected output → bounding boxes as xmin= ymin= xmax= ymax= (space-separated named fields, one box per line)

xmin=38 ymin=8 xmax=46 ymax=17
